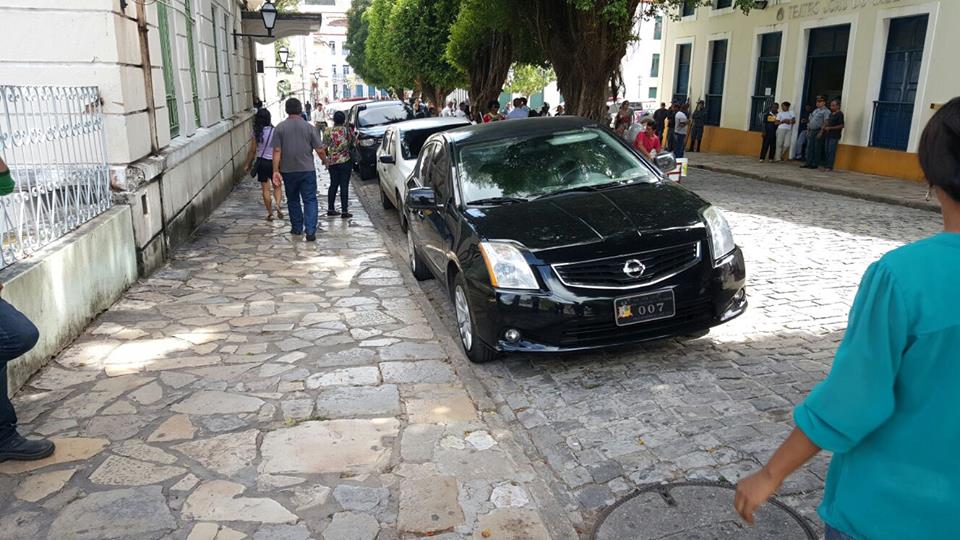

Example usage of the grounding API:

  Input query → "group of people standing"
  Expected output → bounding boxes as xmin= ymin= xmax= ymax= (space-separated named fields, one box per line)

xmin=245 ymin=97 xmax=354 ymax=242
xmin=761 ymin=95 xmax=845 ymax=171
xmin=482 ymin=96 xmax=558 ymax=123
xmin=626 ymin=101 xmax=705 ymax=160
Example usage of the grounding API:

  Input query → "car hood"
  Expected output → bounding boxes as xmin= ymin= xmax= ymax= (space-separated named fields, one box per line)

xmin=464 ymin=182 xmax=708 ymax=252
xmin=357 ymin=125 xmax=389 ymax=138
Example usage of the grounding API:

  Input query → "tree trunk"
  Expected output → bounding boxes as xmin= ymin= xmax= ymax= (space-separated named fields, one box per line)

xmin=467 ymin=32 xmax=513 ymax=122
xmin=528 ymin=0 xmax=640 ymax=122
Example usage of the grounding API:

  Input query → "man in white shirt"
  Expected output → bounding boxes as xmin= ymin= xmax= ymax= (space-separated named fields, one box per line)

xmin=441 ymin=101 xmax=457 ymax=117
xmin=673 ymin=103 xmax=688 ymax=159
xmin=506 ymin=97 xmax=529 ymax=119
xmin=775 ymin=101 xmax=796 ymax=162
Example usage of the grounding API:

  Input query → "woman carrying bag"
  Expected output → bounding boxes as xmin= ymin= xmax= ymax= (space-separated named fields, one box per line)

xmin=245 ymin=108 xmax=284 ymax=221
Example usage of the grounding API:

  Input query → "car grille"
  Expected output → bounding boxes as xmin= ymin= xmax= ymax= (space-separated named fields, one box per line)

xmin=552 ymin=242 xmax=702 ymax=290
xmin=558 ymin=297 xmax=714 ymax=348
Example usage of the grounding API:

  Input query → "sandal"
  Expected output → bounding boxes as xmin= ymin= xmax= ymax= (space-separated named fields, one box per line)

xmin=276 ymin=209 xmax=284 ymax=219
xmin=266 ymin=213 xmax=274 ymax=221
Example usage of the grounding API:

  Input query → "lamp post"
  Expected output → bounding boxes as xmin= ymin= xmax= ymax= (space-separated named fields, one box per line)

xmin=278 ymin=46 xmax=290 ymax=66
xmin=233 ymin=0 xmax=279 ymax=39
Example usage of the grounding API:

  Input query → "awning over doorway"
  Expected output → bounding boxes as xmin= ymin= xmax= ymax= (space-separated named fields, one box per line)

xmin=240 ymin=12 xmax=323 ymax=45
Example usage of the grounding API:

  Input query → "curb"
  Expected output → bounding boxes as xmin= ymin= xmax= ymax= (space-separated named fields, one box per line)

xmin=692 ymin=164 xmax=940 ymax=214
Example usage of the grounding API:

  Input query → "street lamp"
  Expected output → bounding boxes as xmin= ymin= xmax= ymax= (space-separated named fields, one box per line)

xmin=234 ymin=1 xmax=280 ymax=39
xmin=261 ymin=1 xmax=278 ymax=34
xmin=278 ymin=46 xmax=290 ymax=65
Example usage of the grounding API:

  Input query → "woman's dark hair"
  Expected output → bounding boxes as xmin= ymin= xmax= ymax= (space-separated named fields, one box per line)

xmin=919 ymin=96 xmax=960 ymax=202
xmin=333 ymin=111 xmax=346 ymax=126
xmin=253 ymin=108 xmax=272 ymax=142
xmin=487 ymin=100 xmax=500 ymax=110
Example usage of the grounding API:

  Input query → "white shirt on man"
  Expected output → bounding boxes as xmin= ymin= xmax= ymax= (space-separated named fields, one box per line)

xmin=776 ymin=110 xmax=796 ymax=131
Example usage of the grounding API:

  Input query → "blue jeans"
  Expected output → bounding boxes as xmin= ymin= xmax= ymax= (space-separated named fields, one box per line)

xmin=825 ymin=524 xmax=856 ymax=540
xmin=823 ymin=138 xmax=840 ymax=169
xmin=282 ymin=170 xmax=319 ymax=235
xmin=327 ymin=162 xmax=352 ymax=213
xmin=673 ymin=133 xmax=686 ymax=158
xmin=0 ymin=299 xmax=39 ymax=442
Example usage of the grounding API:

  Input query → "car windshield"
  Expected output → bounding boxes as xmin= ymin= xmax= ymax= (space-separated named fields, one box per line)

xmin=358 ymin=104 xmax=414 ymax=127
xmin=457 ymin=128 xmax=657 ymax=205
xmin=401 ymin=125 xmax=465 ymax=160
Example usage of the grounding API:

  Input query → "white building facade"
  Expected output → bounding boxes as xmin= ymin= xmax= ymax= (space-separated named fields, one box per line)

xmin=621 ymin=14 xmax=666 ymax=108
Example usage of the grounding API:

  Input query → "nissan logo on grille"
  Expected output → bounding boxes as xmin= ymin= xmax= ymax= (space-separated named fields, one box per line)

xmin=622 ymin=259 xmax=646 ymax=278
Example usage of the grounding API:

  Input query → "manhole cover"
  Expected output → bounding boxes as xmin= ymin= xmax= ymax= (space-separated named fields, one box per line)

xmin=592 ymin=481 xmax=817 ymax=540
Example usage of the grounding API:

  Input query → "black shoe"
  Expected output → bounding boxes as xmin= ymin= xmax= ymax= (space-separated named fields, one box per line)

xmin=305 ymin=234 xmax=317 ymax=242
xmin=0 ymin=433 xmax=55 ymax=462
xmin=327 ymin=210 xmax=340 ymax=216
xmin=340 ymin=212 xmax=353 ymax=219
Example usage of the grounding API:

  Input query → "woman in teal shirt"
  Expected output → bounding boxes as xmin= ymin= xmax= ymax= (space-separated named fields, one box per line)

xmin=735 ymin=97 xmax=960 ymax=539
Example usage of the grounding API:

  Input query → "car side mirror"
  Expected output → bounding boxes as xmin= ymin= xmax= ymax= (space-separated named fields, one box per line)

xmin=379 ymin=155 xmax=395 ymax=164
xmin=406 ymin=187 xmax=439 ymax=210
xmin=654 ymin=152 xmax=677 ymax=174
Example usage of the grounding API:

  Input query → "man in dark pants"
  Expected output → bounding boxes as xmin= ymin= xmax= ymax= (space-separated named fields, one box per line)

xmin=689 ymin=100 xmax=706 ymax=152
xmin=0 ymin=158 xmax=55 ymax=462
xmin=272 ymin=98 xmax=323 ymax=242
xmin=803 ymin=96 xmax=830 ymax=169
xmin=759 ymin=102 xmax=779 ymax=161
xmin=652 ymin=102 xmax=668 ymax=142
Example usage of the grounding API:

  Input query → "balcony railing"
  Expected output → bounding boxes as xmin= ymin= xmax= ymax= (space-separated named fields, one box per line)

xmin=0 ymin=85 xmax=111 ymax=269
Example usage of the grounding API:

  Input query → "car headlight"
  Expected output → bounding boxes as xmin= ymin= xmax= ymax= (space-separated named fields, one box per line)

xmin=359 ymin=138 xmax=377 ymax=147
xmin=478 ymin=242 xmax=539 ymax=290
xmin=701 ymin=205 xmax=735 ymax=262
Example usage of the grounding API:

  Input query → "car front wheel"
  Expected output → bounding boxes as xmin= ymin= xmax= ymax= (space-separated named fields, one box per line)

xmin=407 ymin=228 xmax=432 ymax=281
xmin=452 ymin=273 xmax=498 ymax=364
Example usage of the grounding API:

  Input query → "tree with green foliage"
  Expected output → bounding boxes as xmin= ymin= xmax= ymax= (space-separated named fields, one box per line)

xmin=387 ymin=0 xmax=464 ymax=108
xmin=506 ymin=64 xmax=556 ymax=98
xmin=345 ymin=0 xmax=375 ymax=85
xmin=521 ymin=0 xmax=760 ymax=121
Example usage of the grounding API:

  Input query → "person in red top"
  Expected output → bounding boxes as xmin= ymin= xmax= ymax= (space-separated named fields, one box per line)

xmin=482 ymin=100 xmax=504 ymax=123
xmin=633 ymin=119 xmax=662 ymax=158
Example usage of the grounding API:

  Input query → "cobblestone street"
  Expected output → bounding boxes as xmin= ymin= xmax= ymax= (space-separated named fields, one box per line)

xmin=355 ymin=168 xmax=942 ymax=535
xmin=0 ymin=171 xmax=575 ymax=540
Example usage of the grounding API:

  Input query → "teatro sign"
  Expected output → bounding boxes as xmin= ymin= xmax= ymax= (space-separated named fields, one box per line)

xmin=779 ymin=0 xmax=902 ymax=19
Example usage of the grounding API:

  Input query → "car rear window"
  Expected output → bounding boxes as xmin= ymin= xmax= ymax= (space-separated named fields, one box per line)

xmin=358 ymin=104 xmax=413 ymax=128
xmin=401 ymin=124 xmax=467 ymax=160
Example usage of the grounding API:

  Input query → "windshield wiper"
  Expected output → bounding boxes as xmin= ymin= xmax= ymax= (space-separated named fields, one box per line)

xmin=534 ymin=179 xmax=640 ymax=200
xmin=467 ymin=196 xmax=528 ymax=206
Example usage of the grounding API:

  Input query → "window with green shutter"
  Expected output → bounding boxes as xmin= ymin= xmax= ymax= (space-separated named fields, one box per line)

xmin=184 ymin=0 xmax=201 ymax=127
xmin=157 ymin=2 xmax=179 ymax=137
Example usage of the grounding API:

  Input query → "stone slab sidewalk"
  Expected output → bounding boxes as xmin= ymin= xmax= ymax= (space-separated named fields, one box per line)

xmin=0 ymin=171 xmax=571 ymax=540
xmin=689 ymin=152 xmax=940 ymax=213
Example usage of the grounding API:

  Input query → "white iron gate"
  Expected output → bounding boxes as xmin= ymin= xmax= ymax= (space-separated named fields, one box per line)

xmin=0 ymin=85 xmax=110 ymax=269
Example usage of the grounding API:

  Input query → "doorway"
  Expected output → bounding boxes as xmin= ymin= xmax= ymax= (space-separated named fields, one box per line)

xmin=802 ymin=25 xmax=850 ymax=108
xmin=871 ymin=15 xmax=928 ymax=150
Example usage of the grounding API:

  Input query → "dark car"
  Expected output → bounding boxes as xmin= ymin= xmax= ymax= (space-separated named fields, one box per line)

xmin=403 ymin=117 xmax=746 ymax=363
xmin=348 ymin=100 xmax=414 ymax=180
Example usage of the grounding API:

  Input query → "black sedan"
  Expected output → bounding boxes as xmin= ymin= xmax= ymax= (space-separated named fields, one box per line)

xmin=404 ymin=117 xmax=746 ymax=363
xmin=348 ymin=100 xmax=414 ymax=180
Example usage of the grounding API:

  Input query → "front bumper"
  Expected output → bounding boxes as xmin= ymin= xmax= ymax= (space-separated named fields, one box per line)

xmin=469 ymin=247 xmax=747 ymax=353
xmin=354 ymin=142 xmax=380 ymax=171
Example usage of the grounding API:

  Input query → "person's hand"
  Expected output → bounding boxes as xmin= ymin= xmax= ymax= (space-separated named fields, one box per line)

xmin=734 ymin=468 xmax=781 ymax=525
xmin=272 ymin=172 xmax=283 ymax=186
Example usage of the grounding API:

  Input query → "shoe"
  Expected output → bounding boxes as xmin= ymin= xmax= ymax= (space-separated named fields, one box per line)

xmin=0 ymin=433 xmax=55 ymax=462
xmin=340 ymin=212 xmax=353 ymax=219
xmin=277 ymin=209 xmax=284 ymax=219
xmin=305 ymin=234 xmax=317 ymax=242
xmin=759 ymin=159 xmax=765 ymax=162
xmin=327 ymin=210 xmax=340 ymax=216
xmin=290 ymin=230 xmax=302 ymax=236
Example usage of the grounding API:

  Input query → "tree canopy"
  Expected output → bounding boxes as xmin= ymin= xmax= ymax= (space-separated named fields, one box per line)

xmin=346 ymin=0 xmax=762 ymax=120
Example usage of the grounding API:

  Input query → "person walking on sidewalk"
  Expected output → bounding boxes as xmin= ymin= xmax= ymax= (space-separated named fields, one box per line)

xmin=734 ymin=96 xmax=960 ymax=540
xmin=245 ymin=108 xmax=284 ymax=221
xmin=673 ymin=104 xmax=689 ymax=159
xmin=774 ymin=101 xmax=796 ymax=162
xmin=320 ymin=111 xmax=354 ymax=219
xmin=688 ymin=100 xmax=705 ymax=152
xmin=802 ymin=96 xmax=830 ymax=169
xmin=759 ymin=102 xmax=779 ymax=162
xmin=272 ymin=98 xmax=323 ymax=242
xmin=819 ymin=99 xmax=845 ymax=171
xmin=0 ymin=158 xmax=55 ymax=462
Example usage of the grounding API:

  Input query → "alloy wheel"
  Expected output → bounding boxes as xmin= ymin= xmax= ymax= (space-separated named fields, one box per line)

xmin=454 ymin=285 xmax=473 ymax=351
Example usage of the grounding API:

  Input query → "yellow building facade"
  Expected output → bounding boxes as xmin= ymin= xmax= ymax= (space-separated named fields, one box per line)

xmin=660 ymin=0 xmax=959 ymax=181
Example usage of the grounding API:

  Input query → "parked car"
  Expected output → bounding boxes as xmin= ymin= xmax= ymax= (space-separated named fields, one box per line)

xmin=376 ymin=117 xmax=472 ymax=224
xmin=321 ymin=98 xmax=372 ymax=130
xmin=403 ymin=117 xmax=746 ymax=363
xmin=348 ymin=100 xmax=414 ymax=180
